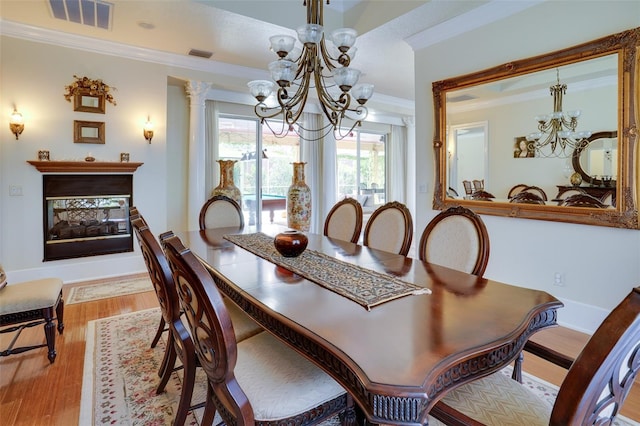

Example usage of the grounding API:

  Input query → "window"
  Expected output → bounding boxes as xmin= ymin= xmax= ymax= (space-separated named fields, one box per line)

xmin=336 ymin=131 xmax=386 ymax=209
xmin=218 ymin=115 xmax=299 ymax=225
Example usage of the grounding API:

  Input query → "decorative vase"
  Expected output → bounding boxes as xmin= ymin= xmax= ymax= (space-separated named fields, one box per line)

xmin=570 ymin=171 xmax=583 ymax=187
xmin=287 ymin=162 xmax=311 ymax=231
xmin=274 ymin=230 xmax=308 ymax=257
xmin=212 ymin=159 xmax=242 ymax=204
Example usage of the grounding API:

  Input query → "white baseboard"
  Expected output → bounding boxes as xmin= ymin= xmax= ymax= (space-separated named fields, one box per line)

xmin=556 ymin=296 xmax=609 ymax=335
xmin=7 ymin=253 xmax=146 ymax=285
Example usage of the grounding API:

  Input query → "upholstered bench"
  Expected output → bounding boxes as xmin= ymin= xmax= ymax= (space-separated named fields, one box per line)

xmin=0 ymin=269 xmax=64 ymax=363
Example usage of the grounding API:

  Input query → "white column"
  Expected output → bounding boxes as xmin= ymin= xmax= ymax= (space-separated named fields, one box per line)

xmin=403 ymin=116 xmax=416 ymax=215
xmin=185 ymin=81 xmax=212 ymax=231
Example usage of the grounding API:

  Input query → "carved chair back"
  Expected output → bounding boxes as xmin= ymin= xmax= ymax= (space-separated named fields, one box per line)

xmin=324 ymin=197 xmax=363 ymax=243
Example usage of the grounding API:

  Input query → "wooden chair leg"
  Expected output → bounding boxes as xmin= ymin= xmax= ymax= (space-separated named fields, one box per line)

xmin=201 ymin=384 xmax=217 ymax=426
xmin=173 ymin=349 xmax=197 ymax=426
xmin=156 ymin=334 xmax=177 ymax=394
xmin=55 ymin=297 xmax=64 ymax=334
xmin=151 ymin=317 xmax=165 ymax=349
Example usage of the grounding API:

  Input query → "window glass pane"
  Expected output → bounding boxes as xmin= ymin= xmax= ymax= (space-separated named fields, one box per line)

xmin=336 ymin=130 xmax=386 ymax=209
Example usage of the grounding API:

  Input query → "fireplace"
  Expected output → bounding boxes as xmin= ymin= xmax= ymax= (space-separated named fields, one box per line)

xmin=42 ymin=175 xmax=133 ymax=261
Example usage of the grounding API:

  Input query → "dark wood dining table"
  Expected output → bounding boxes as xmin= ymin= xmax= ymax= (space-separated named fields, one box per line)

xmin=175 ymin=225 xmax=562 ymax=425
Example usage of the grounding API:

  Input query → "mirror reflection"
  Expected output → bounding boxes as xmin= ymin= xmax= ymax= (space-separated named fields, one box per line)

xmin=445 ymin=54 xmax=617 ymax=204
xmin=433 ymin=27 xmax=639 ymax=229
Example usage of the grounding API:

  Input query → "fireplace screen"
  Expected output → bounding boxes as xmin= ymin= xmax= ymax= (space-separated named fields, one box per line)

xmin=42 ymin=174 xmax=134 ymax=261
xmin=47 ymin=196 xmax=130 ymax=241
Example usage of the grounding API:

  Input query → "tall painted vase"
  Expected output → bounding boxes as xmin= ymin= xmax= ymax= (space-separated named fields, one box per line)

xmin=212 ymin=159 xmax=242 ymax=205
xmin=287 ymin=162 xmax=311 ymax=231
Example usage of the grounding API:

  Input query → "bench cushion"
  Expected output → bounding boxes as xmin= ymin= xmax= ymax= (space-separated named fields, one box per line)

xmin=0 ymin=278 xmax=63 ymax=315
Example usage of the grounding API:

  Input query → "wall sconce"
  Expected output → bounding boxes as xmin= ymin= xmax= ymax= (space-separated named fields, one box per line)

xmin=9 ymin=108 xmax=24 ymax=140
xmin=143 ymin=117 xmax=154 ymax=143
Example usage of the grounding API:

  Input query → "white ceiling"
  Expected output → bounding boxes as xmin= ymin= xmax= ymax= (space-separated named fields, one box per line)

xmin=0 ymin=0 xmax=541 ymax=116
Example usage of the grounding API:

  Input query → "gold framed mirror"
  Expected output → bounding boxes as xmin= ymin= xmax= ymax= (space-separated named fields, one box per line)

xmin=74 ymin=120 xmax=105 ymax=144
xmin=432 ymin=28 xmax=639 ymax=229
xmin=73 ymin=88 xmax=106 ymax=113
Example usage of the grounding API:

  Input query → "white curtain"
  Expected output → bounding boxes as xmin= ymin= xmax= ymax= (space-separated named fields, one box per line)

xmin=204 ymin=100 xmax=219 ymax=197
xmin=388 ymin=124 xmax=407 ymax=203
xmin=300 ymin=113 xmax=325 ymax=234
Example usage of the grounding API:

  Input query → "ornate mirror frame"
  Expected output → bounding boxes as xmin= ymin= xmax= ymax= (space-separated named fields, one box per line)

xmin=432 ymin=28 xmax=639 ymax=229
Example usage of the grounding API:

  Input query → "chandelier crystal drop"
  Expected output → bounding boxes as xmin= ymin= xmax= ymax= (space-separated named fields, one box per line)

xmin=525 ymin=69 xmax=591 ymax=157
xmin=247 ymin=0 xmax=374 ymax=141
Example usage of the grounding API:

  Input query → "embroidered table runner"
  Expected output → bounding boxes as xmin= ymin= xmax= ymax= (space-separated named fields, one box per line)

xmin=224 ymin=232 xmax=430 ymax=310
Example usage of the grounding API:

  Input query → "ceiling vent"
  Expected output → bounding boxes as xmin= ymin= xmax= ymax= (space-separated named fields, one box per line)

xmin=188 ymin=49 xmax=213 ymax=59
xmin=48 ymin=0 xmax=113 ymax=30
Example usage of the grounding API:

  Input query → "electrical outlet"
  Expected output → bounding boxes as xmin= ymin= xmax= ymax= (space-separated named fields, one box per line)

xmin=9 ymin=185 xmax=23 ymax=196
xmin=553 ymin=272 xmax=565 ymax=286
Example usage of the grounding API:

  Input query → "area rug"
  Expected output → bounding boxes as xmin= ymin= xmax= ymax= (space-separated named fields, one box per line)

xmin=67 ymin=276 xmax=153 ymax=304
xmin=80 ymin=309 xmax=638 ymax=426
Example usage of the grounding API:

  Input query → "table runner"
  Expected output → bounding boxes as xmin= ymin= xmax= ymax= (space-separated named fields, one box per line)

xmin=224 ymin=232 xmax=430 ymax=310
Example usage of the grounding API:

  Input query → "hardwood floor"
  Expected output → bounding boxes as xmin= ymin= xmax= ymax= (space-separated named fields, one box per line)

xmin=0 ymin=276 xmax=638 ymax=425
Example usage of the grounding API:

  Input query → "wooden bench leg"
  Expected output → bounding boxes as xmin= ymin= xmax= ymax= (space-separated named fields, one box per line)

xmin=43 ymin=306 xmax=57 ymax=363
xmin=56 ymin=297 xmax=65 ymax=334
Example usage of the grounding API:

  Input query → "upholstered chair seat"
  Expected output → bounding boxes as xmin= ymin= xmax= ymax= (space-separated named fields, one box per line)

xmin=0 ymin=271 xmax=64 ymax=363
xmin=429 ymin=287 xmax=640 ymax=426
xmin=428 ymin=371 xmax=551 ymax=426
xmin=221 ymin=331 xmax=346 ymax=421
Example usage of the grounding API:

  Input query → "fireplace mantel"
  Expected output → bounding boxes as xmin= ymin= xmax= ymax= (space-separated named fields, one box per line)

xmin=27 ymin=160 xmax=143 ymax=173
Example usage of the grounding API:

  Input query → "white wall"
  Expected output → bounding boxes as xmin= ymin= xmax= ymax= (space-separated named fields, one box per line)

xmin=414 ymin=2 xmax=640 ymax=332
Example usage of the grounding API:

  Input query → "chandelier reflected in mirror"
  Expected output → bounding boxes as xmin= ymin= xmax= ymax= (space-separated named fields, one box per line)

xmin=526 ymin=69 xmax=592 ymax=157
xmin=247 ymin=0 xmax=374 ymax=141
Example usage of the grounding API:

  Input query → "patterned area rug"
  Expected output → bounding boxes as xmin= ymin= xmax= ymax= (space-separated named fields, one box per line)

xmin=224 ymin=232 xmax=430 ymax=310
xmin=79 ymin=308 xmax=341 ymax=425
xmin=80 ymin=309 xmax=639 ymax=425
xmin=67 ymin=276 xmax=153 ymax=304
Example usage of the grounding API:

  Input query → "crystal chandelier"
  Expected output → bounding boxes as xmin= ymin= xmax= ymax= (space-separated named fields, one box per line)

xmin=526 ymin=69 xmax=592 ymax=157
xmin=247 ymin=0 xmax=374 ymax=141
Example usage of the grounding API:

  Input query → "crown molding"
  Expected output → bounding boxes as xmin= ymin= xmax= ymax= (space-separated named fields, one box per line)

xmin=405 ymin=0 xmax=545 ymax=51
xmin=0 ymin=19 xmax=266 ymax=81
xmin=1 ymin=18 xmax=414 ymax=124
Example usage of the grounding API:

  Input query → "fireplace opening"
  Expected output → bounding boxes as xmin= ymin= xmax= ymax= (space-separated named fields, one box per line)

xmin=42 ymin=175 xmax=134 ymax=261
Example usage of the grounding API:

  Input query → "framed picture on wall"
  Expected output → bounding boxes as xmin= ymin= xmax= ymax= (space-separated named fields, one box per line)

xmin=74 ymin=120 xmax=105 ymax=144
xmin=514 ymin=136 xmax=535 ymax=158
xmin=73 ymin=89 xmax=106 ymax=113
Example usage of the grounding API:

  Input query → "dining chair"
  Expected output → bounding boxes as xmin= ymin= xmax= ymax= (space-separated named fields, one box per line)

xmin=462 ymin=180 xmax=473 ymax=197
xmin=600 ymin=189 xmax=615 ymax=206
xmin=470 ymin=190 xmax=495 ymax=201
xmin=561 ymin=193 xmax=608 ymax=208
xmin=507 ymin=184 xmax=528 ymax=199
xmin=472 ymin=179 xmax=484 ymax=191
xmin=447 ymin=187 xmax=459 ymax=198
xmin=430 ymin=286 xmax=640 ymax=426
xmin=509 ymin=191 xmax=545 ymax=205
xmin=199 ymin=195 xmax=244 ymax=230
xmin=131 ymin=216 xmax=200 ymax=426
xmin=363 ymin=201 xmax=413 ymax=256
xmin=323 ymin=197 xmax=363 ymax=243
xmin=129 ymin=207 xmax=166 ymax=348
xmin=522 ymin=185 xmax=547 ymax=201
xmin=160 ymin=231 xmax=354 ymax=426
xmin=131 ymin=218 xmax=263 ymax=425
xmin=554 ymin=187 xmax=585 ymax=202
xmin=418 ymin=205 xmax=490 ymax=276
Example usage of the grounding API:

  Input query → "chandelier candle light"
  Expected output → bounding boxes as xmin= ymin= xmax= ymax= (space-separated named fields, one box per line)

xmin=526 ymin=69 xmax=592 ymax=157
xmin=248 ymin=0 xmax=374 ymax=141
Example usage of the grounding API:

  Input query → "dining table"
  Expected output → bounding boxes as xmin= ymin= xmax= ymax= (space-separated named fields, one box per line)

xmin=174 ymin=225 xmax=563 ymax=425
